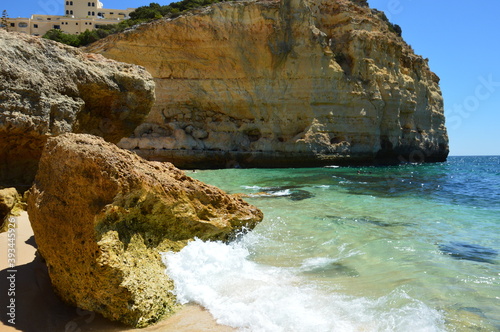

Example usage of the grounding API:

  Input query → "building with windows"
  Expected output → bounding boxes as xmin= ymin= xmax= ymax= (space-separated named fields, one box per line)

xmin=2 ymin=0 xmax=134 ymax=36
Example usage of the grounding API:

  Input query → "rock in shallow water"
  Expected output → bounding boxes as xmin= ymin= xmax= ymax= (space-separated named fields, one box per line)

xmin=245 ymin=186 xmax=315 ymax=201
xmin=27 ymin=133 xmax=263 ymax=327
xmin=438 ymin=242 xmax=498 ymax=264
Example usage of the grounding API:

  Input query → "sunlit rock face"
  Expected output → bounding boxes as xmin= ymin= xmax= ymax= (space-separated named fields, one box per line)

xmin=0 ymin=30 xmax=155 ymax=187
xmin=87 ymin=0 xmax=448 ymax=167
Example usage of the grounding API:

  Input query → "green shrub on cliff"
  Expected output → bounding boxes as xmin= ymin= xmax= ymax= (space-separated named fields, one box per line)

xmin=43 ymin=28 xmax=114 ymax=47
xmin=43 ymin=29 xmax=81 ymax=46
xmin=44 ymin=0 xmax=232 ymax=47
xmin=131 ymin=0 xmax=230 ymax=19
xmin=371 ymin=9 xmax=403 ymax=37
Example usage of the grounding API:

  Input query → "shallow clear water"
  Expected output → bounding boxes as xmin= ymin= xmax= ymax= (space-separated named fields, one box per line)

xmin=162 ymin=156 xmax=500 ymax=331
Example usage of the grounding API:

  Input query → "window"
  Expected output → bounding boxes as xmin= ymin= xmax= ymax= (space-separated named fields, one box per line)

xmin=53 ymin=25 xmax=60 ymax=29
xmin=88 ymin=2 xmax=91 ymax=6
xmin=66 ymin=10 xmax=69 ymax=14
xmin=33 ymin=24 xmax=38 ymax=28
xmin=110 ymin=12 xmax=114 ymax=15
xmin=76 ymin=22 xmax=78 ymax=25
xmin=19 ymin=22 xmax=28 ymax=28
xmin=66 ymin=1 xmax=69 ymax=5
xmin=47 ymin=18 xmax=51 ymax=20
xmin=70 ymin=1 xmax=73 ymax=4
xmin=92 ymin=11 xmax=95 ymax=15
xmin=10 ymin=23 xmax=15 ymax=27
xmin=88 ymin=11 xmax=91 ymax=15
xmin=92 ymin=2 xmax=95 ymax=7
xmin=70 ymin=10 xmax=73 ymax=15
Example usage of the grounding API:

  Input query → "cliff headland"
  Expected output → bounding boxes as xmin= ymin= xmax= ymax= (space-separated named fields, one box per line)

xmin=86 ymin=0 xmax=449 ymax=168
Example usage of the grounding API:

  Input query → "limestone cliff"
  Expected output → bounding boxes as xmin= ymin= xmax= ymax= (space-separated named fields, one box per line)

xmin=0 ymin=30 xmax=155 ymax=188
xmin=86 ymin=0 xmax=448 ymax=167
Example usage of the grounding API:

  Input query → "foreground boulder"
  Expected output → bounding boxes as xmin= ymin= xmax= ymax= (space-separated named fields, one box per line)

xmin=0 ymin=187 xmax=19 ymax=232
xmin=0 ymin=30 xmax=155 ymax=188
xmin=27 ymin=133 xmax=263 ymax=327
xmin=86 ymin=0 xmax=448 ymax=167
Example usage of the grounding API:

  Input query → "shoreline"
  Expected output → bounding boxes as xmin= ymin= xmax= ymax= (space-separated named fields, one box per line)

xmin=0 ymin=212 xmax=234 ymax=332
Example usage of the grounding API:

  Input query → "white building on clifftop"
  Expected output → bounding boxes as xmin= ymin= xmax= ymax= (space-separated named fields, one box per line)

xmin=2 ymin=0 xmax=134 ymax=36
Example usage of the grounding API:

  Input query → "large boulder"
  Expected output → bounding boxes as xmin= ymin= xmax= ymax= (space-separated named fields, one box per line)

xmin=27 ymin=133 xmax=263 ymax=327
xmin=0 ymin=30 xmax=155 ymax=188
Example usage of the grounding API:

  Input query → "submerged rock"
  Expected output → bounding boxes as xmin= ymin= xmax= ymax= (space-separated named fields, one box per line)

xmin=326 ymin=215 xmax=413 ymax=227
xmin=439 ymin=242 xmax=498 ymax=264
xmin=27 ymin=133 xmax=263 ymax=327
xmin=0 ymin=30 xmax=155 ymax=188
xmin=302 ymin=262 xmax=359 ymax=278
xmin=87 ymin=0 xmax=448 ymax=167
xmin=245 ymin=186 xmax=315 ymax=201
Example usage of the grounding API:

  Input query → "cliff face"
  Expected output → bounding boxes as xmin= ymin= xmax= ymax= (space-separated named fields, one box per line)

xmin=86 ymin=0 xmax=448 ymax=167
xmin=0 ymin=30 xmax=155 ymax=187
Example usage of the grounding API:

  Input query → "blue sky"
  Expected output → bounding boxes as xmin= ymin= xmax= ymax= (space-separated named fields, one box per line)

xmin=3 ymin=0 xmax=499 ymax=156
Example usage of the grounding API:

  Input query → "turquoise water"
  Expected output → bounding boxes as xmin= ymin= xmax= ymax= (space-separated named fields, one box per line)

xmin=163 ymin=156 xmax=500 ymax=331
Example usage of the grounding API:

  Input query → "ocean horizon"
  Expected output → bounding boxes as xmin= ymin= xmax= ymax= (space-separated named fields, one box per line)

xmin=162 ymin=155 xmax=499 ymax=331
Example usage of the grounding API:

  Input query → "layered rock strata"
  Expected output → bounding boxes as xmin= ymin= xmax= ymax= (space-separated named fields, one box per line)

xmin=0 ymin=30 xmax=155 ymax=187
xmin=27 ymin=133 xmax=263 ymax=327
xmin=86 ymin=0 xmax=448 ymax=167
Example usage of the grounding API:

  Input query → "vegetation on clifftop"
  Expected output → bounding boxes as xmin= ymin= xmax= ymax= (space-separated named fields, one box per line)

xmin=43 ymin=1 xmax=233 ymax=47
xmin=43 ymin=1 xmax=403 ymax=47
xmin=371 ymin=8 xmax=402 ymax=37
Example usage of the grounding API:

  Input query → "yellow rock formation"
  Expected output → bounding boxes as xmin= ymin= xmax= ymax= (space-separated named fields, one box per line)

xmin=87 ymin=0 xmax=448 ymax=167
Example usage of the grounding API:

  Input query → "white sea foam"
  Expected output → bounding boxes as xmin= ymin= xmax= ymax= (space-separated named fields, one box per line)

xmin=242 ymin=185 xmax=265 ymax=190
xmin=247 ymin=189 xmax=292 ymax=198
xmin=161 ymin=238 xmax=445 ymax=332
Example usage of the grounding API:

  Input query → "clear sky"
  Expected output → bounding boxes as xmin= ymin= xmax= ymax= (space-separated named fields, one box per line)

xmin=3 ymin=0 xmax=500 ymax=156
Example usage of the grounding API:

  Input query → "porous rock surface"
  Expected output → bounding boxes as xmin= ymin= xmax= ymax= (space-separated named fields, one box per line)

xmin=0 ymin=187 xmax=19 ymax=232
xmin=0 ymin=30 xmax=155 ymax=187
xmin=86 ymin=0 xmax=448 ymax=167
xmin=27 ymin=133 xmax=263 ymax=327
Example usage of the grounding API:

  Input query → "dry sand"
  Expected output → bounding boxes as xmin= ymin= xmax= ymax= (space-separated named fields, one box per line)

xmin=0 ymin=212 xmax=235 ymax=332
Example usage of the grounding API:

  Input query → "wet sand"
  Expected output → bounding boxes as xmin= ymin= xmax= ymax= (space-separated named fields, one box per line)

xmin=0 ymin=212 xmax=234 ymax=332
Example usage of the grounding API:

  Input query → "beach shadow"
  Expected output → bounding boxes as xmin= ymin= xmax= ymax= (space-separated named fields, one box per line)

xmin=0 ymin=254 xmax=130 ymax=332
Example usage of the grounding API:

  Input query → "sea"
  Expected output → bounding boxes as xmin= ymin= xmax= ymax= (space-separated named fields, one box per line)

xmin=161 ymin=156 xmax=500 ymax=332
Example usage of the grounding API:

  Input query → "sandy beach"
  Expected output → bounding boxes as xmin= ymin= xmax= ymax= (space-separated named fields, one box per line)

xmin=0 ymin=212 xmax=234 ymax=332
